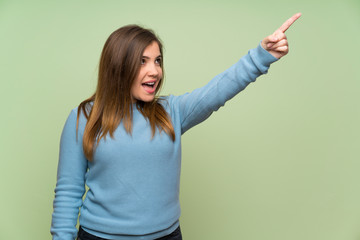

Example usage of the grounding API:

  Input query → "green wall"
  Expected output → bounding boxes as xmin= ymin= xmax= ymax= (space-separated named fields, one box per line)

xmin=1 ymin=0 xmax=359 ymax=239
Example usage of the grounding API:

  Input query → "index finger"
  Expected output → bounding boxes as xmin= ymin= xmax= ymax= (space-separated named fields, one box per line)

xmin=278 ymin=13 xmax=302 ymax=33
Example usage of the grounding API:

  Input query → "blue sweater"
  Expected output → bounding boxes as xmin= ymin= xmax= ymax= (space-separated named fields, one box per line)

xmin=51 ymin=44 xmax=278 ymax=240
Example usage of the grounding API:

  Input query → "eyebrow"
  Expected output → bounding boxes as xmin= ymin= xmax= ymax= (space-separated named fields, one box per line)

xmin=142 ymin=55 xmax=162 ymax=59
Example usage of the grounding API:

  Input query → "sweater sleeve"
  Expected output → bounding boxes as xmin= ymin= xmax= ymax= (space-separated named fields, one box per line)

xmin=171 ymin=43 xmax=278 ymax=134
xmin=51 ymin=109 xmax=88 ymax=240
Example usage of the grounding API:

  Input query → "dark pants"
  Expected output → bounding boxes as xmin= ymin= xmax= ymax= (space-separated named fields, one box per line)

xmin=77 ymin=226 xmax=182 ymax=240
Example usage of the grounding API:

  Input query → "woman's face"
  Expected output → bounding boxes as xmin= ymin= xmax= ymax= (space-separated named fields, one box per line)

xmin=131 ymin=41 xmax=163 ymax=102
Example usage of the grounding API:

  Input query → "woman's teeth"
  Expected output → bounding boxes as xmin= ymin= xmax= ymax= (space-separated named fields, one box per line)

xmin=143 ymin=82 xmax=155 ymax=88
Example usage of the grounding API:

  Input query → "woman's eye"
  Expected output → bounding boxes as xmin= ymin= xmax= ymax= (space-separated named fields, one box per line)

xmin=155 ymin=58 xmax=161 ymax=65
xmin=141 ymin=58 xmax=146 ymax=65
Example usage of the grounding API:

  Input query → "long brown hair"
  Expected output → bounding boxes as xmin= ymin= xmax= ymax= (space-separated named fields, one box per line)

xmin=77 ymin=25 xmax=175 ymax=161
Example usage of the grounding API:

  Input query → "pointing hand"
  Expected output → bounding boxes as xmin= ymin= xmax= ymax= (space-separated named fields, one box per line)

xmin=261 ymin=13 xmax=302 ymax=59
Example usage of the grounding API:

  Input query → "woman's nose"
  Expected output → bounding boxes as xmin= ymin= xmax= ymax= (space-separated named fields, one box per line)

xmin=147 ymin=63 xmax=160 ymax=77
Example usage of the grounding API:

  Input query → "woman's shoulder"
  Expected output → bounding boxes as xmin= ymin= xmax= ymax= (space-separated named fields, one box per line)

xmin=157 ymin=95 xmax=170 ymax=107
xmin=158 ymin=95 xmax=178 ymax=106
xmin=157 ymin=95 xmax=180 ymax=112
xmin=74 ymin=101 xmax=93 ymax=116
xmin=65 ymin=102 xmax=93 ymax=126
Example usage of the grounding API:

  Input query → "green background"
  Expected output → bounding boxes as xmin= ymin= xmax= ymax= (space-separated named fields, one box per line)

xmin=1 ymin=0 xmax=359 ymax=239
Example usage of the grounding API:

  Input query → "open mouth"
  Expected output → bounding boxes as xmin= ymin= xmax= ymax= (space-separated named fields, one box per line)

xmin=142 ymin=81 xmax=157 ymax=93
xmin=142 ymin=81 xmax=156 ymax=88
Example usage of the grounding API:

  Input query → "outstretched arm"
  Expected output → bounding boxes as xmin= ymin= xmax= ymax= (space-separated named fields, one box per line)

xmin=171 ymin=13 xmax=302 ymax=134
xmin=262 ymin=13 xmax=302 ymax=59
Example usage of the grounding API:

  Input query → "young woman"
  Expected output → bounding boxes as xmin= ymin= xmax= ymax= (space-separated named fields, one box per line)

xmin=51 ymin=13 xmax=301 ymax=240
